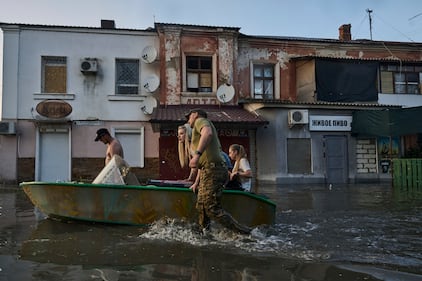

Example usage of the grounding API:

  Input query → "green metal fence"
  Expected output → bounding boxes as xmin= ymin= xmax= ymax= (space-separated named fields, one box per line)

xmin=392 ymin=158 xmax=422 ymax=190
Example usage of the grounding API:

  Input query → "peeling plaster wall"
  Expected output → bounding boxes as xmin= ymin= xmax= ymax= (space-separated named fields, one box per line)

xmin=237 ymin=45 xmax=290 ymax=99
xmin=160 ymin=29 xmax=182 ymax=105
xmin=296 ymin=59 xmax=316 ymax=102
xmin=218 ymin=35 xmax=235 ymax=85
xmin=159 ymin=27 xmax=238 ymax=106
xmin=237 ymin=39 xmax=422 ymax=102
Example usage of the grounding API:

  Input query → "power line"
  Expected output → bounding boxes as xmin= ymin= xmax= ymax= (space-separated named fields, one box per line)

xmin=362 ymin=9 xmax=416 ymax=42
xmin=352 ymin=12 xmax=369 ymax=40
xmin=374 ymin=13 xmax=415 ymax=42
xmin=409 ymin=12 xmax=422 ymax=21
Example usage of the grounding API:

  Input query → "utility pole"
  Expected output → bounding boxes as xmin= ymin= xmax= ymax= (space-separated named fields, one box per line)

xmin=366 ymin=9 xmax=373 ymax=40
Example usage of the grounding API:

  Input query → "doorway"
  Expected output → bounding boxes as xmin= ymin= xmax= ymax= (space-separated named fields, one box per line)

xmin=36 ymin=127 xmax=71 ymax=181
xmin=324 ymin=135 xmax=348 ymax=184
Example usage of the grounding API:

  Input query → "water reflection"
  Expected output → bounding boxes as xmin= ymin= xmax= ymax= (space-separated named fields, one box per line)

xmin=1 ymin=184 xmax=422 ymax=281
xmin=17 ymin=219 xmax=387 ymax=281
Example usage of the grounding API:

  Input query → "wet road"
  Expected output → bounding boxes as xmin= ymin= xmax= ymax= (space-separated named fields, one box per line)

xmin=0 ymin=183 xmax=421 ymax=281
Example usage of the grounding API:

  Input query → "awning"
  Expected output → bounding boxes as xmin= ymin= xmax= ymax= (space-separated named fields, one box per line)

xmin=351 ymin=106 xmax=422 ymax=137
xmin=149 ymin=105 xmax=268 ymax=132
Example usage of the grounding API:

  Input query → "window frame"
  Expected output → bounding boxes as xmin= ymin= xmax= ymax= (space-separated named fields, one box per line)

xmin=250 ymin=61 xmax=280 ymax=100
xmin=380 ymin=64 xmax=422 ymax=94
xmin=41 ymin=56 xmax=67 ymax=94
xmin=182 ymin=53 xmax=217 ymax=93
xmin=115 ymin=58 xmax=140 ymax=95
xmin=253 ymin=63 xmax=275 ymax=99
xmin=113 ymin=127 xmax=145 ymax=168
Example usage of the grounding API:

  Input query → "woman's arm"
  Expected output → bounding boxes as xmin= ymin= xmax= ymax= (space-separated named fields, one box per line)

xmin=238 ymin=158 xmax=252 ymax=178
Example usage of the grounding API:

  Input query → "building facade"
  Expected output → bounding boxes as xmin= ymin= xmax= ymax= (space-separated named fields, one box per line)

xmin=2 ymin=22 xmax=422 ymax=186
xmin=235 ymin=24 xmax=422 ymax=184
xmin=0 ymin=21 xmax=161 ymax=183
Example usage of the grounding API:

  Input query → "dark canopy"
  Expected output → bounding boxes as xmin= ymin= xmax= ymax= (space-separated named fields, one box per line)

xmin=352 ymin=107 xmax=422 ymax=137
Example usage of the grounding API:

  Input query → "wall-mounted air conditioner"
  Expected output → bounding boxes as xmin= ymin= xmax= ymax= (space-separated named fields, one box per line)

xmin=0 ymin=121 xmax=16 ymax=134
xmin=80 ymin=58 xmax=98 ymax=73
xmin=288 ymin=110 xmax=309 ymax=125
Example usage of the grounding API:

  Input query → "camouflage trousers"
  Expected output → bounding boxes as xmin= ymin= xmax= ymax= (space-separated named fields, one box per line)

xmin=196 ymin=165 xmax=251 ymax=234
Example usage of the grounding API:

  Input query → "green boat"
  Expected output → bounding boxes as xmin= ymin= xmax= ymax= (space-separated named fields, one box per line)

xmin=21 ymin=155 xmax=276 ymax=227
xmin=20 ymin=181 xmax=276 ymax=227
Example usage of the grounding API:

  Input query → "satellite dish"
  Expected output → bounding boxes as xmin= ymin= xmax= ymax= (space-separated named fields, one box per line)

xmin=140 ymin=96 xmax=157 ymax=115
xmin=141 ymin=45 xmax=158 ymax=63
xmin=142 ymin=74 xmax=160 ymax=93
xmin=216 ymin=83 xmax=235 ymax=103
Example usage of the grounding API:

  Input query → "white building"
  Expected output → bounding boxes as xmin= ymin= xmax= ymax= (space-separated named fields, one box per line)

xmin=0 ymin=20 xmax=160 ymax=183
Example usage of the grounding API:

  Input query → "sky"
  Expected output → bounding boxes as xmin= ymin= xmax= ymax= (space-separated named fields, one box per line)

xmin=1 ymin=0 xmax=422 ymax=92
xmin=1 ymin=0 xmax=422 ymax=42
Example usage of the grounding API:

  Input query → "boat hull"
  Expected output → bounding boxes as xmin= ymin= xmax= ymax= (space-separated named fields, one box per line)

xmin=20 ymin=182 xmax=276 ymax=227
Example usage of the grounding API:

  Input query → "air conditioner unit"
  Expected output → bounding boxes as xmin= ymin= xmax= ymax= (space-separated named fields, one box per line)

xmin=288 ymin=110 xmax=309 ymax=125
xmin=0 ymin=121 xmax=16 ymax=134
xmin=80 ymin=59 xmax=98 ymax=73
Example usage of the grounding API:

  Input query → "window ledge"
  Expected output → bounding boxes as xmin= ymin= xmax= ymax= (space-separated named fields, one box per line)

xmin=107 ymin=95 xmax=146 ymax=101
xmin=33 ymin=93 xmax=75 ymax=100
xmin=182 ymin=91 xmax=215 ymax=96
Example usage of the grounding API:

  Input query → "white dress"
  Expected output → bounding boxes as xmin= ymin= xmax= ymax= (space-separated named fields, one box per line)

xmin=238 ymin=158 xmax=252 ymax=192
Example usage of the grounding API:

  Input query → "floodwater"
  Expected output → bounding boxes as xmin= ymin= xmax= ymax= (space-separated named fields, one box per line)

xmin=1 ymin=183 xmax=422 ymax=281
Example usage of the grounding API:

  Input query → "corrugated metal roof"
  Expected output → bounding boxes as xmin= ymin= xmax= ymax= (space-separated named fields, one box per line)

xmin=1 ymin=21 xmax=420 ymax=46
xmin=240 ymin=33 xmax=422 ymax=46
xmin=150 ymin=105 xmax=268 ymax=125
xmin=0 ymin=22 xmax=156 ymax=33
xmin=291 ymin=55 xmax=422 ymax=63
xmin=154 ymin=22 xmax=240 ymax=32
xmin=239 ymin=99 xmax=402 ymax=109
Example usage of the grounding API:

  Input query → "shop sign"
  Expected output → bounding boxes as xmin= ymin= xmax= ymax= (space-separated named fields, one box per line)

xmin=309 ymin=115 xmax=352 ymax=131
xmin=36 ymin=100 xmax=72 ymax=118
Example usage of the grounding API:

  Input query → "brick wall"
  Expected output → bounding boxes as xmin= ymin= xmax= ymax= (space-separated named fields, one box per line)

xmin=72 ymin=157 xmax=159 ymax=183
xmin=72 ymin=158 xmax=105 ymax=182
xmin=17 ymin=158 xmax=35 ymax=182
xmin=17 ymin=157 xmax=160 ymax=184
xmin=356 ymin=139 xmax=377 ymax=173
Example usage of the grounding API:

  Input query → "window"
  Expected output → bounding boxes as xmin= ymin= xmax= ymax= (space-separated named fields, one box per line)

xmin=380 ymin=64 xmax=421 ymax=94
xmin=114 ymin=128 xmax=145 ymax=167
xmin=287 ymin=138 xmax=311 ymax=174
xmin=186 ymin=56 xmax=212 ymax=92
xmin=253 ymin=64 xmax=274 ymax=99
xmin=116 ymin=59 xmax=139 ymax=95
xmin=42 ymin=56 xmax=67 ymax=93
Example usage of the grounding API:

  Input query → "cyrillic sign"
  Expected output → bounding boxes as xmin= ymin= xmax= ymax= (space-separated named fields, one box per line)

xmin=309 ymin=115 xmax=352 ymax=131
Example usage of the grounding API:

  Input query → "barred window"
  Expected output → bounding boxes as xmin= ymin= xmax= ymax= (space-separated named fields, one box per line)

xmin=115 ymin=59 xmax=139 ymax=95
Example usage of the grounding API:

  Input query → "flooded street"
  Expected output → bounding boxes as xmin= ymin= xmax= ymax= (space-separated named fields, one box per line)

xmin=1 ymin=183 xmax=422 ymax=281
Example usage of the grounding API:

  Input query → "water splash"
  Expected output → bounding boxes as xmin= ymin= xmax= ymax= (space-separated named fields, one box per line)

xmin=139 ymin=218 xmax=332 ymax=261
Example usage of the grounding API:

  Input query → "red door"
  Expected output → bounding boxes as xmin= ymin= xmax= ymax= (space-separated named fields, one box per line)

xmin=158 ymin=130 xmax=250 ymax=180
xmin=159 ymin=135 xmax=191 ymax=180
